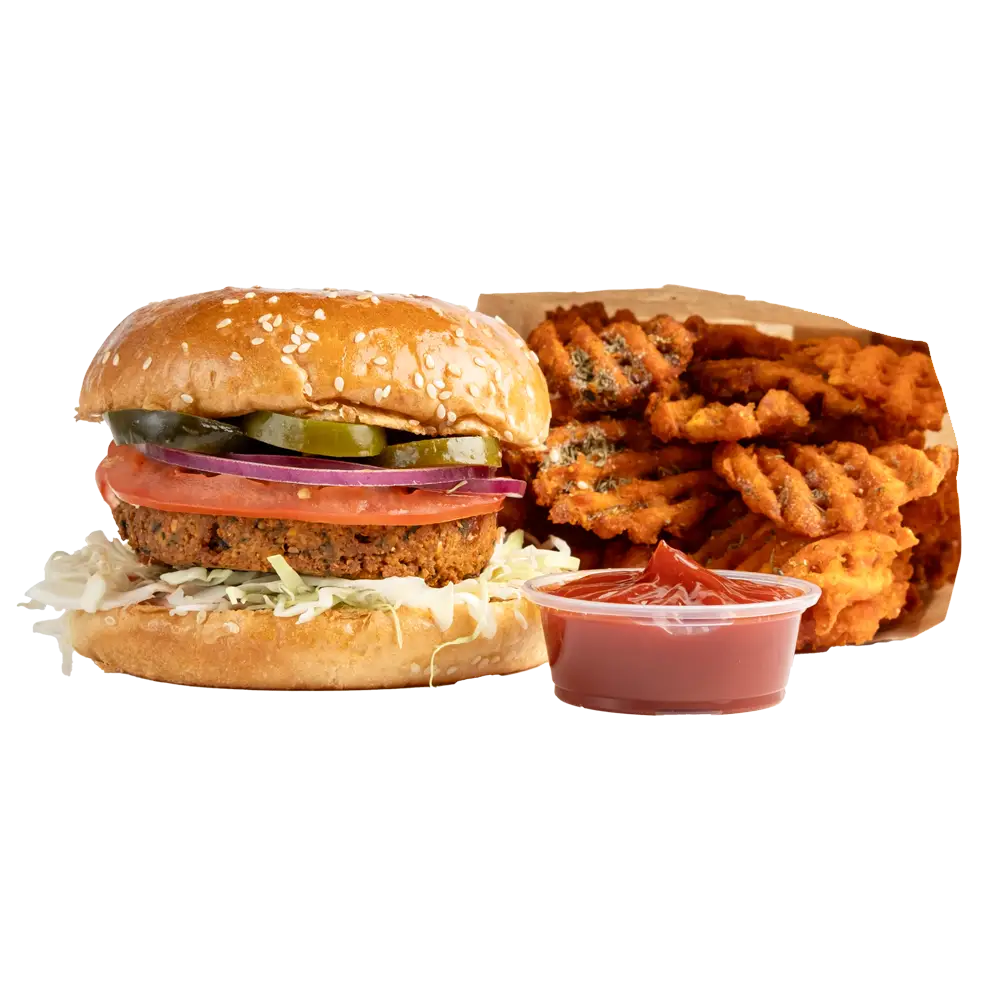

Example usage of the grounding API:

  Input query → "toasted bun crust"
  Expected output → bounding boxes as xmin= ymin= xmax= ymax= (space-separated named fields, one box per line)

xmin=68 ymin=597 xmax=547 ymax=690
xmin=78 ymin=288 xmax=550 ymax=448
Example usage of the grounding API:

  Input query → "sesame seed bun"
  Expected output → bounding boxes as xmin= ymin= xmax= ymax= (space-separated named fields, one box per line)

xmin=77 ymin=287 xmax=551 ymax=449
xmin=67 ymin=596 xmax=547 ymax=690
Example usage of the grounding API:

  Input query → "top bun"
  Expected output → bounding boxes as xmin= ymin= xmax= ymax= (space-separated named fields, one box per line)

xmin=78 ymin=288 xmax=551 ymax=449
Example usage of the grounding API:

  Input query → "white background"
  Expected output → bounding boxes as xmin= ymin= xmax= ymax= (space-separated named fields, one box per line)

xmin=2 ymin=4 xmax=996 ymax=999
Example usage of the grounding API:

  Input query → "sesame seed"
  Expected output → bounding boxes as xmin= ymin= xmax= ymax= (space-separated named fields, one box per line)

xmin=455 ymin=328 xmax=465 ymax=338
xmin=282 ymin=344 xmax=297 ymax=354
xmin=358 ymin=291 xmax=372 ymax=300
xmin=354 ymin=332 xmax=365 ymax=343
xmin=433 ymin=379 xmax=445 ymax=389
xmin=303 ymin=383 xmax=312 ymax=395
xmin=446 ymin=363 xmax=462 ymax=376
xmin=432 ymin=305 xmax=444 ymax=316
xmin=414 ymin=372 xmax=425 ymax=388
xmin=371 ymin=295 xmax=380 ymax=304
xmin=427 ymin=384 xmax=438 ymax=399
xmin=334 ymin=376 xmax=345 ymax=391
xmin=474 ymin=357 xmax=487 ymax=367
xmin=439 ymin=390 xmax=452 ymax=400
xmin=216 ymin=318 xmax=232 ymax=329
xmin=224 ymin=621 xmax=240 ymax=633
xmin=374 ymin=387 xmax=383 ymax=403
xmin=494 ymin=315 xmax=503 ymax=322
xmin=529 ymin=350 xmax=539 ymax=363
xmin=244 ymin=291 xmax=256 ymax=298
xmin=273 ymin=314 xmax=282 ymax=327
xmin=180 ymin=393 xmax=193 ymax=404
xmin=293 ymin=325 xmax=303 ymax=335
xmin=223 ymin=298 xmax=240 ymax=305
xmin=230 ymin=351 xmax=242 ymax=361
xmin=258 ymin=314 xmax=273 ymax=324
xmin=251 ymin=337 xmax=265 ymax=345
xmin=281 ymin=355 xmax=293 ymax=365
xmin=436 ymin=403 xmax=447 ymax=420
xmin=314 ymin=309 xmax=326 ymax=320
xmin=268 ymin=295 xmax=279 ymax=304
xmin=101 ymin=351 xmax=110 ymax=364
xmin=112 ymin=354 xmax=119 ymax=366
xmin=447 ymin=410 xmax=456 ymax=423
xmin=504 ymin=431 xmax=514 ymax=442
xmin=142 ymin=356 xmax=152 ymax=370
xmin=297 ymin=488 xmax=311 ymax=499
xmin=469 ymin=317 xmax=478 ymax=328
xmin=373 ymin=356 xmax=387 ymax=366
xmin=383 ymin=384 xmax=391 ymax=398
xmin=262 ymin=321 xmax=273 ymax=332
xmin=181 ymin=342 xmax=189 ymax=353
xmin=297 ymin=342 xmax=310 ymax=354
xmin=576 ymin=480 xmax=589 ymax=490
xmin=306 ymin=331 xmax=320 ymax=342
xmin=291 ymin=333 xmax=302 ymax=345
xmin=425 ymin=354 xmax=436 ymax=368
xmin=469 ymin=384 xmax=480 ymax=397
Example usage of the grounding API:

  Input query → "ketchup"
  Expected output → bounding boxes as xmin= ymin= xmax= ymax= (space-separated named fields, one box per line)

xmin=527 ymin=542 xmax=816 ymax=715
xmin=546 ymin=541 xmax=796 ymax=607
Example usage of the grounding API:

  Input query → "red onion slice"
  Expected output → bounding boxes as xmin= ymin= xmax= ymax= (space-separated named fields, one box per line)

xmin=419 ymin=478 xmax=527 ymax=498
xmin=138 ymin=444 xmax=524 ymax=491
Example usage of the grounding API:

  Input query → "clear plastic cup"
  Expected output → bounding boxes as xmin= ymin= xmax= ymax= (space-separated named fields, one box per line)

xmin=522 ymin=569 xmax=821 ymax=715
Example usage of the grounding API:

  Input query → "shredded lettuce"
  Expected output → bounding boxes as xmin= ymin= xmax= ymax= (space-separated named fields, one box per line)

xmin=23 ymin=528 xmax=579 ymax=675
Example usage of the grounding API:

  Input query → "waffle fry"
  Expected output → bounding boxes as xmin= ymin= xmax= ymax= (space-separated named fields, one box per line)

xmin=646 ymin=389 xmax=810 ymax=443
xmin=692 ymin=357 xmax=868 ymax=419
xmin=795 ymin=337 xmax=945 ymax=431
xmin=533 ymin=419 xmax=720 ymax=543
xmin=712 ymin=441 xmax=950 ymax=538
xmin=528 ymin=312 xmax=695 ymax=420
xmin=902 ymin=446 xmax=961 ymax=588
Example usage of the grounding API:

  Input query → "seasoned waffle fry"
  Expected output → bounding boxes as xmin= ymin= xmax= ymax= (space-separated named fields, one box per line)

xmin=646 ymin=389 xmax=810 ymax=443
xmin=693 ymin=357 xmax=868 ymax=419
xmin=528 ymin=313 xmax=695 ymax=419
xmin=548 ymin=471 xmax=722 ymax=544
xmin=795 ymin=337 xmax=945 ymax=431
xmin=902 ymin=447 xmax=961 ymax=588
xmin=695 ymin=521 xmax=918 ymax=651
xmin=712 ymin=441 xmax=951 ymax=538
xmin=533 ymin=419 xmax=719 ymax=543
xmin=641 ymin=315 xmax=698 ymax=379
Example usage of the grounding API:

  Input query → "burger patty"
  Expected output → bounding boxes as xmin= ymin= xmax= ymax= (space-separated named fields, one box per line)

xmin=114 ymin=504 xmax=498 ymax=586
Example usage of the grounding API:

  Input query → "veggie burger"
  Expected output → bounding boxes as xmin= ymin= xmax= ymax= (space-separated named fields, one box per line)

xmin=24 ymin=288 xmax=578 ymax=687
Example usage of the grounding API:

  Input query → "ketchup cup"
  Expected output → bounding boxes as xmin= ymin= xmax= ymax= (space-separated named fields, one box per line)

xmin=522 ymin=569 xmax=821 ymax=715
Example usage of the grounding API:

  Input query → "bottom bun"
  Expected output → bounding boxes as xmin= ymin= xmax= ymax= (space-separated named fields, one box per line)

xmin=69 ymin=597 xmax=547 ymax=690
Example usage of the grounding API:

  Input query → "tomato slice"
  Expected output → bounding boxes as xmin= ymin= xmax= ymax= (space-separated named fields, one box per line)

xmin=96 ymin=444 xmax=505 ymax=525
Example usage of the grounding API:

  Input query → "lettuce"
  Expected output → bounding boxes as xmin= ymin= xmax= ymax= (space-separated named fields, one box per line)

xmin=22 ymin=528 xmax=579 ymax=674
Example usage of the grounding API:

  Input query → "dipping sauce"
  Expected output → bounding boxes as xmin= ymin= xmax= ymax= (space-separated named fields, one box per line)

xmin=521 ymin=542 xmax=820 ymax=715
xmin=551 ymin=541 xmax=798 ymax=607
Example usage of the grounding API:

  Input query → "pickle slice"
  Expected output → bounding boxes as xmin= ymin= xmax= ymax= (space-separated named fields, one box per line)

xmin=375 ymin=436 xmax=501 ymax=469
xmin=242 ymin=411 xmax=387 ymax=457
xmin=105 ymin=409 xmax=253 ymax=455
